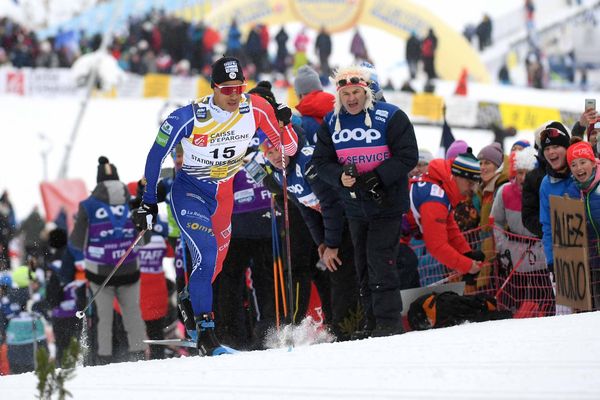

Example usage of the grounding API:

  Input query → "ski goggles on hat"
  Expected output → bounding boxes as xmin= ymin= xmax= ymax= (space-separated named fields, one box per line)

xmin=541 ymin=127 xmax=566 ymax=139
xmin=214 ymin=83 xmax=246 ymax=95
xmin=336 ymin=76 xmax=368 ymax=90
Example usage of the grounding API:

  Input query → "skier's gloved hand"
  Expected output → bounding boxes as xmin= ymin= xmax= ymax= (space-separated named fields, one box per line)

xmin=275 ymin=103 xmax=292 ymax=126
xmin=132 ymin=202 xmax=158 ymax=231
xmin=464 ymin=250 xmax=486 ymax=262
xmin=463 ymin=251 xmax=485 ymax=284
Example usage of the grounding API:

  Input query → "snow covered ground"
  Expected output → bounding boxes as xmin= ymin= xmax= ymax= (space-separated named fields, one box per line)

xmin=1 ymin=311 xmax=600 ymax=399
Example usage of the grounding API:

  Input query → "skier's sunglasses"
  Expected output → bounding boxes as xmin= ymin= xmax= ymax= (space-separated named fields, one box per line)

xmin=214 ymin=83 xmax=246 ymax=95
xmin=336 ymin=77 xmax=367 ymax=89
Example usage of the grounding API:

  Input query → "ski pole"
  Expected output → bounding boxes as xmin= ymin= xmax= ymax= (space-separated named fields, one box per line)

xmin=278 ymin=127 xmax=293 ymax=323
xmin=427 ymin=272 xmax=462 ymax=287
xmin=272 ymin=200 xmax=288 ymax=319
xmin=271 ymin=198 xmax=281 ymax=329
xmin=76 ymin=229 xmax=147 ymax=319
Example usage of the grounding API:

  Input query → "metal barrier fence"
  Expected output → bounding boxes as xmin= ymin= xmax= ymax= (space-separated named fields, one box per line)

xmin=408 ymin=225 xmax=593 ymax=318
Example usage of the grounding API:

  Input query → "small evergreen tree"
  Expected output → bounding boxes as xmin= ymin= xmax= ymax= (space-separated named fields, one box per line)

xmin=338 ymin=303 xmax=364 ymax=337
xmin=35 ymin=337 xmax=80 ymax=400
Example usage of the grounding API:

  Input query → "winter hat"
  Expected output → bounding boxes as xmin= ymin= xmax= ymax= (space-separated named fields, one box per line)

xmin=418 ymin=148 xmax=434 ymax=164
xmin=360 ymin=61 xmax=383 ymax=100
xmin=477 ymin=142 xmax=504 ymax=168
xmin=248 ymin=80 xmax=277 ymax=109
xmin=48 ymin=228 xmax=68 ymax=250
xmin=332 ymin=65 xmax=374 ymax=131
xmin=514 ymin=146 xmax=538 ymax=172
xmin=445 ymin=140 xmax=468 ymax=160
xmin=567 ymin=141 xmax=596 ymax=166
xmin=533 ymin=120 xmax=555 ymax=149
xmin=511 ymin=140 xmax=530 ymax=150
xmin=211 ymin=56 xmax=245 ymax=86
xmin=97 ymin=156 xmax=120 ymax=183
xmin=451 ymin=148 xmax=481 ymax=181
xmin=540 ymin=121 xmax=570 ymax=151
xmin=12 ymin=266 xmax=34 ymax=289
xmin=294 ymin=65 xmax=322 ymax=97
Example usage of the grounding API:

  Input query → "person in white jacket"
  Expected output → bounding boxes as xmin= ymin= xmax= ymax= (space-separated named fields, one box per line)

xmin=491 ymin=146 xmax=555 ymax=315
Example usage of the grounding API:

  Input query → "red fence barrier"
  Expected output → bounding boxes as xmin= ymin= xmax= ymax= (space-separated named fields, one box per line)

xmin=409 ymin=225 xmax=561 ymax=317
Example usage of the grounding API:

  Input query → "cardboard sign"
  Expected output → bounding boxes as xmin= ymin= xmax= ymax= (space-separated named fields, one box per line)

xmin=550 ymin=195 xmax=592 ymax=310
xmin=553 ymin=247 xmax=592 ymax=310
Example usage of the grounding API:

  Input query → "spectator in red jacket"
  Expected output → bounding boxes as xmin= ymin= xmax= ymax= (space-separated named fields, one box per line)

xmin=408 ymin=150 xmax=484 ymax=274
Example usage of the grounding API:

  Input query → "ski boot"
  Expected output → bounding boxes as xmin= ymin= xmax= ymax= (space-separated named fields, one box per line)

xmin=177 ymin=287 xmax=197 ymax=341
xmin=195 ymin=313 xmax=235 ymax=356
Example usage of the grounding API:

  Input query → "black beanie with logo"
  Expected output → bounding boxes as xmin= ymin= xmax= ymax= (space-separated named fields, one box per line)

xmin=211 ymin=56 xmax=245 ymax=86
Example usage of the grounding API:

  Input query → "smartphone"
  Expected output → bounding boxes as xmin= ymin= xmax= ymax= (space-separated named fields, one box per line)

xmin=585 ymin=98 xmax=596 ymax=111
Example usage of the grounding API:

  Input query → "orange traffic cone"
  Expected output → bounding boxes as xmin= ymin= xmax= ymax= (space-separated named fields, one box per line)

xmin=454 ymin=68 xmax=468 ymax=96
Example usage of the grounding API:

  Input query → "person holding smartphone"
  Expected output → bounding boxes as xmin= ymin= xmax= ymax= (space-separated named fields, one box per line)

xmin=571 ymin=99 xmax=599 ymax=149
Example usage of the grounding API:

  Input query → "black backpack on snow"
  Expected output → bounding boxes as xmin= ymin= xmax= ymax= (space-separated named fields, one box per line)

xmin=407 ymin=291 xmax=512 ymax=331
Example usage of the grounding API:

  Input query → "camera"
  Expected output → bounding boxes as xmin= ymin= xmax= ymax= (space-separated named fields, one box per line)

xmin=343 ymin=163 xmax=359 ymax=178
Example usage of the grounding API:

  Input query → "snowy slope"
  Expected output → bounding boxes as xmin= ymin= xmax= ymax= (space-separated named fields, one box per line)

xmin=1 ymin=312 xmax=600 ymax=399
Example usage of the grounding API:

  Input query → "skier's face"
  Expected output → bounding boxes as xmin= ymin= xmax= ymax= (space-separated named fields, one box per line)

xmin=213 ymin=80 xmax=245 ymax=112
xmin=569 ymin=158 xmax=595 ymax=183
xmin=339 ymin=86 xmax=367 ymax=115
xmin=455 ymin=175 xmax=477 ymax=197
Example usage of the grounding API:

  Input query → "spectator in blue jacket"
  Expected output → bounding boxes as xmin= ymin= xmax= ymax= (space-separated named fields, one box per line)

xmin=539 ymin=122 xmax=572 ymax=273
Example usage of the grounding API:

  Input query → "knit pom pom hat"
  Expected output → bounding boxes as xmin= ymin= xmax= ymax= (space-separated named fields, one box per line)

xmin=97 ymin=156 xmax=119 ymax=183
xmin=331 ymin=65 xmax=374 ymax=132
xmin=514 ymin=146 xmax=538 ymax=172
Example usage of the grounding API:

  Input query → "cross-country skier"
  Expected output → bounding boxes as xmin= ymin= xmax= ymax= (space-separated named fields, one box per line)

xmin=133 ymin=56 xmax=298 ymax=356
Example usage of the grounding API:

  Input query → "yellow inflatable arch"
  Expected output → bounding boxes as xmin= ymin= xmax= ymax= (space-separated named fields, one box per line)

xmin=179 ymin=0 xmax=491 ymax=83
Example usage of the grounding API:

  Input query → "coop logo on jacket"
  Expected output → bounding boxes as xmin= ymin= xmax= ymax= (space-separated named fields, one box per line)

xmin=332 ymin=128 xmax=381 ymax=144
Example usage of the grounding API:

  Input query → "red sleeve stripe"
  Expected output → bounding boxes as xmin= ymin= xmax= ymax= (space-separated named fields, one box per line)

xmin=253 ymin=106 xmax=281 ymax=145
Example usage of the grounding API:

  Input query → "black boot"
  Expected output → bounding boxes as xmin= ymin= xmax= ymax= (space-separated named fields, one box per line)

xmin=371 ymin=323 xmax=403 ymax=338
xmin=95 ymin=354 xmax=113 ymax=366
xmin=178 ymin=287 xmax=197 ymax=339
xmin=195 ymin=312 xmax=226 ymax=356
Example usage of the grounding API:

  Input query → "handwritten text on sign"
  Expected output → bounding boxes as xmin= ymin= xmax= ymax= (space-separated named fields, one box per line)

xmin=550 ymin=195 xmax=592 ymax=311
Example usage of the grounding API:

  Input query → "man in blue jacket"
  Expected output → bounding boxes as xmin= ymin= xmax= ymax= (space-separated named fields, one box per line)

xmin=312 ymin=65 xmax=418 ymax=337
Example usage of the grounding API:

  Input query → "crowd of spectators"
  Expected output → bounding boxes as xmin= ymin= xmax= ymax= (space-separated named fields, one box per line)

xmin=0 ymin=9 xmax=440 ymax=86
